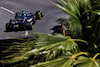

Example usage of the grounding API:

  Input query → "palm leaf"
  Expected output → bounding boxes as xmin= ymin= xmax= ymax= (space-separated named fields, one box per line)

xmin=73 ymin=53 xmax=100 ymax=67
xmin=53 ymin=0 xmax=83 ymax=38
xmin=30 ymin=52 xmax=89 ymax=67
xmin=2 ymin=33 xmax=87 ymax=65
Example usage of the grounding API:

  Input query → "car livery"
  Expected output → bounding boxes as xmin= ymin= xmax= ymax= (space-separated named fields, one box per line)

xmin=6 ymin=11 xmax=43 ymax=32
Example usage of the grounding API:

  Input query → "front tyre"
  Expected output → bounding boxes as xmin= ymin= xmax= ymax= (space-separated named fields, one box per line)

xmin=35 ymin=11 xmax=43 ymax=20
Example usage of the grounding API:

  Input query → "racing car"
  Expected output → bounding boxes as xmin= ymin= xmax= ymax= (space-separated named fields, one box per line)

xmin=5 ymin=11 xmax=43 ymax=32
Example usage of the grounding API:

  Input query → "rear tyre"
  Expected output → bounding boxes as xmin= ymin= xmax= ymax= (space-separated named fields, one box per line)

xmin=26 ymin=23 xmax=33 ymax=30
xmin=35 ymin=11 xmax=43 ymax=20
xmin=6 ymin=23 xmax=12 ymax=31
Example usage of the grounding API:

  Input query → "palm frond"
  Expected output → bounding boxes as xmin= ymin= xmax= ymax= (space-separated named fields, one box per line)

xmin=73 ymin=53 xmax=100 ymax=67
xmin=2 ymin=33 xmax=87 ymax=66
xmin=30 ymin=52 xmax=89 ymax=67
xmin=30 ymin=53 xmax=100 ymax=67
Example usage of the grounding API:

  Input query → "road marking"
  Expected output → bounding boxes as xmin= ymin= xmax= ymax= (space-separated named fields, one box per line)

xmin=25 ymin=30 xmax=28 ymax=36
xmin=1 ymin=7 xmax=14 ymax=14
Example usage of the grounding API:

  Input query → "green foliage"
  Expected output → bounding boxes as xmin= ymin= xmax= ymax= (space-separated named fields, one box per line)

xmin=53 ymin=0 xmax=100 ymax=42
xmin=34 ymin=33 xmax=81 ymax=54
xmin=1 ymin=0 xmax=100 ymax=67
xmin=25 ymin=33 xmax=82 ymax=62
xmin=74 ymin=53 xmax=100 ymax=67
xmin=2 ymin=37 xmax=36 ymax=66
xmin=53 ymin=0 xmax=83 ymax=38
xmin=53 ymin=0 xmax=100 ymax=52
xmin=2 ymin=33 xmax=88 ymax=67
xmin=30 ymin=53 xmax=100 ymax=67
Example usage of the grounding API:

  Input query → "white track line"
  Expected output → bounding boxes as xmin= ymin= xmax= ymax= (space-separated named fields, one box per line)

xmin=1 ymin=7 xmax=14 ymax=14
xmin=25 ymin=30 xmax=29 ymax=36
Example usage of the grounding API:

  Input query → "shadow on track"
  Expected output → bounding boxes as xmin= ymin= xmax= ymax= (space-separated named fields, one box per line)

xmin=51 ymin=18 xmax=70 ymax=36
xmin=50 ymin=18 xmax=64 ymax=35
xmin=4 ymin=29 xmax=32 ymax=32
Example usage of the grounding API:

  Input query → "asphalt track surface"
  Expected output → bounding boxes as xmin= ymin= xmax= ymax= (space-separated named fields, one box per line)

xmin=0 ymin=0 xmax=67 ymax=40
